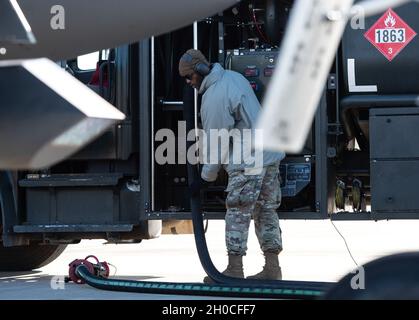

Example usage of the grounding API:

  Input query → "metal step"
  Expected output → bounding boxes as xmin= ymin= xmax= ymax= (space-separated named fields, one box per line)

xmin=13 ymin=224 xmax=134 ymax=233
xmin=19 ymin=173 xmax=123 ymax=188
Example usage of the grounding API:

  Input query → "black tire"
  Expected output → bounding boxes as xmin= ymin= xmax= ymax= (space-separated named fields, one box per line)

xmin=0 ymin=243 xmax=67 ymax=271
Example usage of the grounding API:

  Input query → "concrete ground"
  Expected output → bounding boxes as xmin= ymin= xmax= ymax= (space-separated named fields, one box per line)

xmin=1 ymin=219 xmax=419 ymax=299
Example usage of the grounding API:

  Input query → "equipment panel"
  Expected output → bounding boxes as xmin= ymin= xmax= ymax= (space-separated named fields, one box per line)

xmin=227 ymin=49 xmax=279 ymax=101
xmin=280 ymin=163 xmax=311 ymax=198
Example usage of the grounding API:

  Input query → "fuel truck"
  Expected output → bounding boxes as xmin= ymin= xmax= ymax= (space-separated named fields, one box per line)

xmin=1 ymin=0 xmax=419 ymax=273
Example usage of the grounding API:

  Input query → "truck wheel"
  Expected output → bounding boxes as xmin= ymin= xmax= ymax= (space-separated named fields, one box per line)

xmin=0 ymin=243 xmax=67 ymax=271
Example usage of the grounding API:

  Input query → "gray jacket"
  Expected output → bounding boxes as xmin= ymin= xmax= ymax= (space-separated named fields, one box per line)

xmin=199 ymin=63 xmax=285 ymax=182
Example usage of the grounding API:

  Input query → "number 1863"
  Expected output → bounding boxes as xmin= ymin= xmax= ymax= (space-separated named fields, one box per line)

xmin=375 ymin=28 xmax=406 ymax=43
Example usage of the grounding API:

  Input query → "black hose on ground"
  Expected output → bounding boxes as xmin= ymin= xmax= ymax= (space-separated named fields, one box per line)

xmin=75 ymin=264 xmax=320 ymax=299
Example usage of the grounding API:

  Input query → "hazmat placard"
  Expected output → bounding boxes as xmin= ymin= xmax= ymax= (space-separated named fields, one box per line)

xmin=364 ymin=8 xmax=417 ymax=61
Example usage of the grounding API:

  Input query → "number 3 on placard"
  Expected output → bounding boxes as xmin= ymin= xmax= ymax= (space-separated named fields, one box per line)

xmin=388 ymin=47 xmax=393 ymax=55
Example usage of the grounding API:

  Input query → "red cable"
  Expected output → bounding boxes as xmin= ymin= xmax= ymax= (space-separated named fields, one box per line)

xmin=251 ymin=8 xmax=271 ymax=45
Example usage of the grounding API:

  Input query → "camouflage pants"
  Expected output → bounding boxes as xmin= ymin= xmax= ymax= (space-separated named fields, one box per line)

xmin=225 ymin=164 xmax=282 ymax=256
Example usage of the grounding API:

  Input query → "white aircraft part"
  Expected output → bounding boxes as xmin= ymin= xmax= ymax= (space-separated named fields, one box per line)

xmin=256 ymin=0 xmax=354 ymax=153
xmin=22 ymin=59 xmax=125 ymax=120
xmin=0 ymin=58 xmax=125 ymax=169
xmin=9 ymin=0 xmax=36 ymax=44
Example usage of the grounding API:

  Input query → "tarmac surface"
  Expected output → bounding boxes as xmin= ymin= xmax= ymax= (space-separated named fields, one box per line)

xmin=2 ymin=219 xmax=419 ymax=299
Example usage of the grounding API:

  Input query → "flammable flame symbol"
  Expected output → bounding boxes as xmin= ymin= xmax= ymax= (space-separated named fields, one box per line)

xmin=384 ymin=12 xmax=396 ymax=28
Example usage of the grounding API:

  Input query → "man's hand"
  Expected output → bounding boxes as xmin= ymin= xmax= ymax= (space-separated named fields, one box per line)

xmin=189 ymin=178 xmax=209 ymax=197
